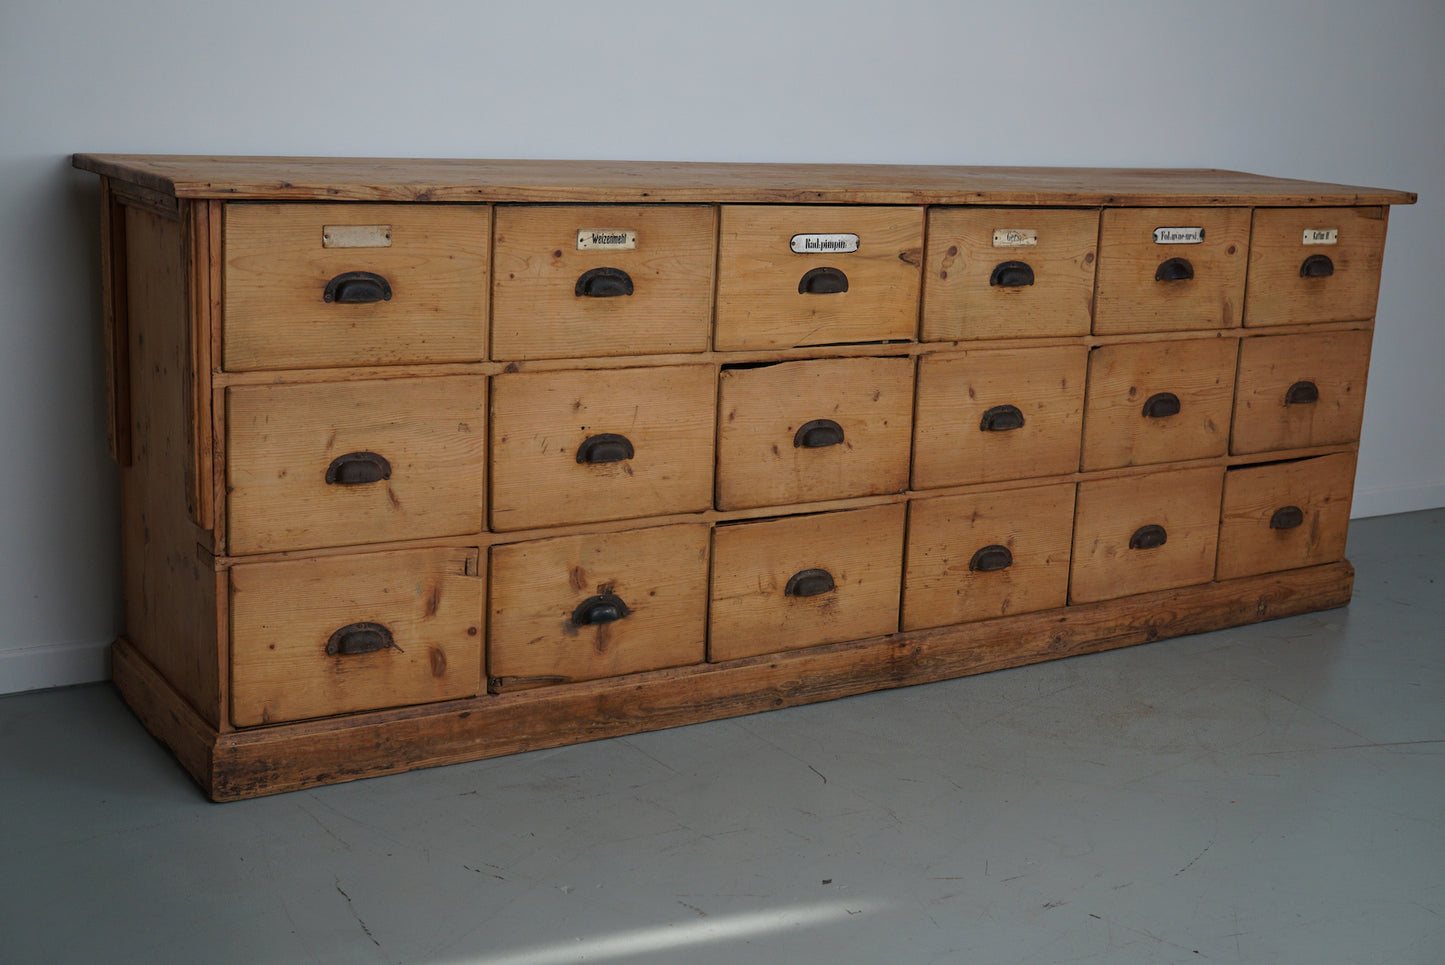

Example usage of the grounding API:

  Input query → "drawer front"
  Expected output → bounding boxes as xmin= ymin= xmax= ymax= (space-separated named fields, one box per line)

xmin=1231 ymin=331 xmax=1371 ymax=455
xmin=1070 ymin=466 xmax=1224 ymax=604
xmin=715 ymin=205 xmax=924 ymax=349
xmin=716 ymin=356 xmax=913 ymax=510
xmin=902 ymin=483 xmax=1075 ymax=631
xmin=710 ymin=504 xmax=905 ymax=661
xmin=488 ymin=523 xmax=710 ymax=688
xmin=223 ymin=203 xmax=490 ymax=371
xmin=1094 ymin=207 xmax=1250 ymax=335
xmin=913 ymin=345 xmax=1088 ymax=488
xmin=1081 ymin=338 xmax=1237 ymax=471
xmin=922 ymin=207 xmax=1098 ymax=341
xmin=1244 ymin=207 xmax=1387 ymax=327
xmin=492 ymin=205 xmax=716 ymax=359
xmin=1217 ymin=452 xmax=1356 ymax=581
xmin=226 ymin=376 xmax=486 ymax=555
xmin=230 ymin=547 xmax=483 ymax=726
xmin=490 ymin=364 xmax=715 ymax=531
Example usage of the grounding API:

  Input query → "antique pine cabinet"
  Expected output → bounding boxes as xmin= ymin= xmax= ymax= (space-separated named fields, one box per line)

xmin=71 ymin=155 xmax=1415 ymax=801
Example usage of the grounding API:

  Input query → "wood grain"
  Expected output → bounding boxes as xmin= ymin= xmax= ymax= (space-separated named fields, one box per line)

xmin=230 ymin=547 xmax=484 ymax=726
xmin=1217 ymin=452 xmax=1357 ymax=581
xmin=715 ymin=206 xmax=924 ymax=349
xmin=492 ymin=204 xmax=715 ymax=359
xmin=716 ymin=355 xmax=913 ymax=510
xmin=73 ymin=155 xmax=1418 ymax=207
xmin=923 ymin=207 xmax=1099 ymax=341
xmin=223 ymin=203 xmax=490 ymax=370
xmin=913 ymin=346 xmax=1088 ymax=488
xmin=489 ymin=523 xmax=710 ymax=688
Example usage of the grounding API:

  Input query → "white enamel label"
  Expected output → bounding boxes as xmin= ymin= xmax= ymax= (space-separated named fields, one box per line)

xmin=1153 ymin=226 xmax=1205 ymax=244
xmin=992 ymin=228 xmax=1038 ymax=248
xmin=577 ymin=229 xmax=637 ymax=251
xmin=791 ymin=233 xmax=860 ymax=254
xmin=322 ymin=225 xmax=392 ymax=248
xmin=1302 ymin=228 xmax=1339 ymax=245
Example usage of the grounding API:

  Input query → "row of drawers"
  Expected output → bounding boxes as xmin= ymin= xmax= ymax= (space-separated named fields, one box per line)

xmin=229 ymin=452 xmax=1355 ymax=726
xmin=226 ymin=334 xmax=1369 ymax=554
xmin=222 ymin=202 xmax=1387 ymax=369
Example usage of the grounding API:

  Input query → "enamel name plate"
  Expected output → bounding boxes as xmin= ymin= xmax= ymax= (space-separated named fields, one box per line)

xmin=791 ymin=233 xmax=860 ymax=254
xmin=1303 ymin=228 xmax=1339 ymax=245
xmin=322 ymin=225 xmax=392 ymax=248
xmin=992 ymin=228 xmax=1038 ymax=248
xmin=577 ymin=229 xmax=637 ymax=251
xmin=1153 ymin=227 xmax=1205 ymax=244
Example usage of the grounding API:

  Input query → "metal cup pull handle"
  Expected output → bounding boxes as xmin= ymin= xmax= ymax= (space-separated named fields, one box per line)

xmin=575 ymin=267 xmax=634 ymax=297
xmin=325 ymin=451 xmax=392 ymax=485
xmin=1155 ymin=257 xmax=1194 ymax=282
xmin=1142 ymin=392 xmax=1181 ymax=419
xmin=979 ymin=404 xmax=1025 ymax=432
xmin=989 ymin=260 xmax=1035 ymax=287
xmin=794 ymin=419 xmax=844 ymax=449
xmin=576 ymin=433 xmax=635 ymax=464
xmin=1270 ymin=506 xmax=1305 ymax=530
xmin=785 ymin=568 xmax=836 ymax=597
xmin=969 ymin=545 xmax=1014 ymax=572
xmin=798 ymin=266 xmax=849 ymax=294
xmin=1300 ymin=254 xmax=1335 ymax=278
xmin=324 ymin=271 xmax=392 ymax=303
xmin=1285 ymin=380 xmax=1320 ymax=405
xmin=1130 ymin=524 xmax=1168 ymax=550
xmin=571 ymin=593 xmax=630 ymax=626
xmin=326 ymin=622 xmax=396 ymax=656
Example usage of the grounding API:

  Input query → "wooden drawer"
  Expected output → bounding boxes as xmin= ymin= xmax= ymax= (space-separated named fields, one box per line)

xmin=1244 ymin=207 xmax=1388 ymax=327
xmin=1217 ymin=452 xmax=1357 ymax=581
xmin=913 ymin=345 xmax=1087 ymax=488
xmin=491 ymin=205 xmax=716 ymax=359
xmin=1231 ymin=331 xmax=1371 ymax=455
xmin=1081 ymin=338 xmax=1237 ymax=471
xmin=902 ymin=483 xmax=1075 ymax=631
xmin=710 ymin=504 xmax=905 ymax=661
xmin=230 ymin=547 xmax=484 ymax=726
xmin=1093 ymin=207 xmax=1250 ymax=334
xmin=488 ymin=523 xmax=709 ymax=689
xmin=226 ymin=376 xmax=486 ymax=555
xmin=716 ymin=356 xmax=913 ymax=510
xmin=223 ymin=203 xmax=490 ymax=371
xmin=715 ymin=205 xmax=924 ymax=349
xmin=490 ymin=364 xmax=715 ymax=531
xmin=922 ymin=207 xmax=1098 ymax=341
xmin=1070 ymin=466 xmax=1224 ymax=604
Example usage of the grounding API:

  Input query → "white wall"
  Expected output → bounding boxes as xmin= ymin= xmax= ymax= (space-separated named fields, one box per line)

xmin=1 ymin=0 xmax=1441 ymax=694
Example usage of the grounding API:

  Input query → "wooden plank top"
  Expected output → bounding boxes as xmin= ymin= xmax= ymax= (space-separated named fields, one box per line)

xmin=71 ymin=154 xmax=1417 ymax=207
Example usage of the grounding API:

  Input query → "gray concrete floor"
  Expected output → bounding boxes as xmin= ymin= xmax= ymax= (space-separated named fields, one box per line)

xmin=2 ymin=509 xmax=1442 ymax=965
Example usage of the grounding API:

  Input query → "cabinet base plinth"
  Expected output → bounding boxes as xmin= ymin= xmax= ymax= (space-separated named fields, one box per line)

xmin=112 ymin=560 xmax=1354 ymax=802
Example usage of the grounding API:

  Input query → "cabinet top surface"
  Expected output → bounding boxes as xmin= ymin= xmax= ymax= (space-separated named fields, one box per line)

xmin=72 ymin=154 xmax=1416 ymax=207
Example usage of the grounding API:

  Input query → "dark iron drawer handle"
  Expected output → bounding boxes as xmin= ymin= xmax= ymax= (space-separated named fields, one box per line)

xmin=794 ymin=419 xmax=844 ymax=449
xmin=785 ymin=568 xmax=836 ymax=597
xmin=989 ymin=260 xmax=1035 ymax=287
xmin=1142 ymin=392 xmax=1181 ymax=419
xmin=575 ymin=267 xmax=634 ymax=297
xmin=1155 ymin=257 xmax=1194 ymax=282
xmin=798 ymin=266 xmax=849 ymax=294
xmin=325 ymin=451 xmax=392 ymax=485
xmin=326 ymin=622 xmax=395 ymax=656
xmin=1285 ymin=380 xmax=1320 ymax=405
xmin=1300 ymin=254 xmax=1335 ymax=278
xmin=1270 ymin=505 xmax=1305 ymax=530
xmin=576 ymin=433 xmax=635 ymax=464
xmin=572 ymin=593 xmax=630 ymax=626
xmin=1130 ymin=524 xmax=1168 ymax=550
xmin=980 ymin=404 xmax=1025 ymax=432
xmin=969 ymin=545 xmax=1014 ymax=572
xmin=324 ymin=271 xmax=392 ymax=303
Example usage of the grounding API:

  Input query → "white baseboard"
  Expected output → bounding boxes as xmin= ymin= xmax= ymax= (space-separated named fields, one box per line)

xmin=0 ymin=640 xmax=111 ymax=696
xmin=1351 ymin=481 xmax=1445 ymax=519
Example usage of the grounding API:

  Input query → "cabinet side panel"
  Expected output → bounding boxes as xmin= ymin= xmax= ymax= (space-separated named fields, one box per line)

xmin=120 ymin=204 xmax=221 ymax=726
